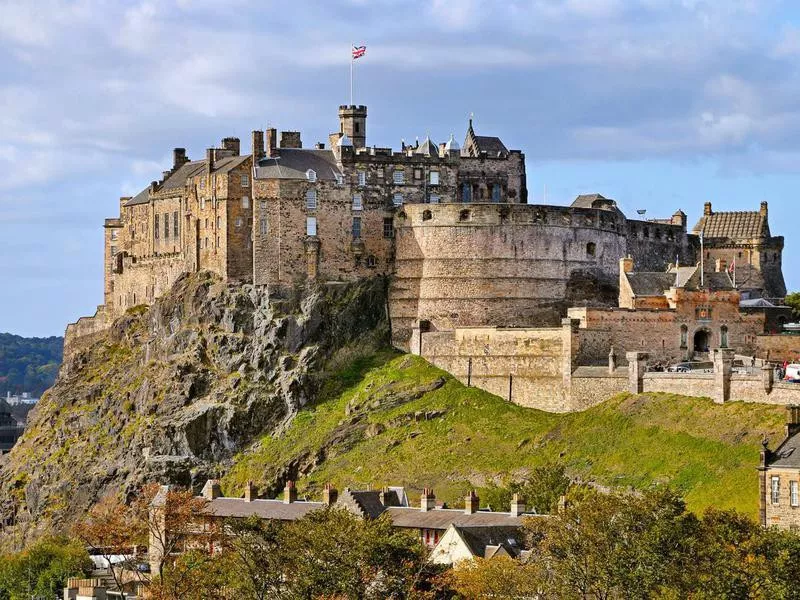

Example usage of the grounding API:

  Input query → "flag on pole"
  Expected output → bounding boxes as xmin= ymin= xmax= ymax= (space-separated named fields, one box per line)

xmin=352 ymin=45 xmax=366 ymax=60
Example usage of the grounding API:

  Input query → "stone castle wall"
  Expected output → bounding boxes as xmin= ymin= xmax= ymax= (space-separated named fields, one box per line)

xmin=391 ymin=203 xmax=695 ymax=349
xmin=756 ymin=334 xmax=800 ymax=363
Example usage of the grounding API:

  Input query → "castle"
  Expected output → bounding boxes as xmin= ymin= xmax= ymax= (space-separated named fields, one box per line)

xmin=65 ymin=102 xmax=795 ymax=411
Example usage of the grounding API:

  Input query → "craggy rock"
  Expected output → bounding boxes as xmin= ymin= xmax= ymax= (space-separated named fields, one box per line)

xmin=0 ymin=272 xmax=389 ymax=547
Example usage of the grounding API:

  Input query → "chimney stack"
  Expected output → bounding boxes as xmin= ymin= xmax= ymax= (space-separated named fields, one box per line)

xmin=510 ymin=493 xmax=525 ymax=517
xmin=252 ymin=130 xmax=265 ymax=162
xmin=173 ymin=148 xmax=188 ymax=170
xmin=323 ymin=483 xmax=338 ymax=506
xmin=244 ymin=481 xmax=258 ymax=502
xmin=761 ymin=201 xmax=768 ymax=218
xmin=201 ymin=479 xmax=222 ymax=500
xmin=704 ymin=202 xmax=713 ymax=216
xmin=786 ymin=405 xmax=800 ymax=438
xmin=280 ymin=131 xmax=302 ymax=149
xmin=284 ymin=480 xmax=297 ymax=504
xmin=150 ymin=180 xmax=158 ymax=194
xmin=420 ymin=488 xmax=436 ymax=512
xmin=620 ymin=255 xmax=634 ymax=274
xmin=266 ymin=128 xmax=277 ymax=158
xmin=206 ymin=148 xmax=215 ymax=174
xmin=221 ymin=137 xmax=240 ymax=156
xmin=464 ymin=490 xmax=480 ymax=515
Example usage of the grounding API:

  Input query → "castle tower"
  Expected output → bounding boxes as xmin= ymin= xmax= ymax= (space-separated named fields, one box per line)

xmin=338 ymin=105 xmax=367 ymax=149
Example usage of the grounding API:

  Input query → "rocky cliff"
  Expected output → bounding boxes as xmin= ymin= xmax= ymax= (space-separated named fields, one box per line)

xmin=0 ymin=272 xmax=389 ymax=547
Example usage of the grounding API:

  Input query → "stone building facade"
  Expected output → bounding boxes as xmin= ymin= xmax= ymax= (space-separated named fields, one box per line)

xmin=760 ymin=406 xmax=800 ymax=530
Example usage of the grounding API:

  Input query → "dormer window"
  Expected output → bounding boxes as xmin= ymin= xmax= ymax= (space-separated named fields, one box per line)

xmin=306 ymin=169 xmax=317 ymax=182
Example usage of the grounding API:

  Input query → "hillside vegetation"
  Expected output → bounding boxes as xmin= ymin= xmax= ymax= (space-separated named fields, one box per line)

xmin=0 ymin=333 xmax=62 ymax=397
xmin=225 ymin=351 xmax=786 ymax=517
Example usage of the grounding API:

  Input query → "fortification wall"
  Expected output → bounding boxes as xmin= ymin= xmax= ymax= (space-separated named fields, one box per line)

xmin=108 ymin=254 xmax=187 ymax=318
xmin=391 ymin=203 xmax=696 ymax=350
xmin=64 ymin=306 xmax=108 ymax=356
xmin=757 ymin=335 xmax=800 ymax=363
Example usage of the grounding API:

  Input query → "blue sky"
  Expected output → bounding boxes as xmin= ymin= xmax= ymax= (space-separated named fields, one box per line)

xmin=2 ymin=0 xmax=800 ymax=337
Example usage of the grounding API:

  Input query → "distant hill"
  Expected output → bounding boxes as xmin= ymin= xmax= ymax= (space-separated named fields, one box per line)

xmin=0 ymin=333 xmax=63 ymax=397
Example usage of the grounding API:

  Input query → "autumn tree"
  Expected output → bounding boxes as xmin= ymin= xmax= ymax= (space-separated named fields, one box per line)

xmin=0 ymin=537 xmax=91 ymax=600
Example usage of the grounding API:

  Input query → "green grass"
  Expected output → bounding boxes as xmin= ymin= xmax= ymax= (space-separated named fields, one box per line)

xmin=224 ymin=352 xmax=786 ymax=518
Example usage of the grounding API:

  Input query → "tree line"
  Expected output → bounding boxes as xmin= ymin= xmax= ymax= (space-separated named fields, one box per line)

xmin=0 ymin=333 xmax=62 ymax=398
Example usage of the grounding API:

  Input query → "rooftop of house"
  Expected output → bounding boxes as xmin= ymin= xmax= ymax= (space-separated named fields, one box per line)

xmin=254 ymin=149 xmax=342 ymax=182
xmin=452 ymin=525 xmax=525 ymax=559
xmin=571 ymin=193 xmax=618 ymax=210
xmin=385 ymin=506 xmax=537 ymax=530
xmin=692 ymin=202 xmax=771 ymax=240
xmin=624 ymin=262 xmax=734 ymax=297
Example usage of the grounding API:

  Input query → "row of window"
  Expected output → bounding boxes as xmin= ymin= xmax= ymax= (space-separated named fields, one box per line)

xmin=200 ymin=197 xmax=250 ymax=211
xmin=154 ymin=212 xmax=179 ymax=240
xmin=304 ymin=191 xmax=405 ymax=211
xmin=297 ymin=216 xmax=394 ymax=240
xmin=462 ymin=183 xmax=503 ymax=203
xmin=771 ymin=476 xmax=800 ymax=507
xmin=199 ymin=174 xmax=249 ymax=190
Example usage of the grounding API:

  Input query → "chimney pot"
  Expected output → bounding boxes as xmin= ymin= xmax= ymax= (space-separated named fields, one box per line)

xmin=266 ymin=128 xmax=277 ymax=158
xmin=201 ymin=479 xmax=222 ymax=500
xmin=284 ymin=480 xmax=297 ymax=504
xmin=221 ymin=137 xmax=240 ymax=156
xmin=244 ymin=481 xmax=258 ymax=502
xmin=206 ymin=148 xmax=215 ymax=174
xmin=704 ymin=202 xmax=712 ymax=216
xmin=172 ymin=148 xmax=187 ymax=169
xmin=510 ymin=493 xmax=526 ymax=517
xmin=323 ymin=483 xmax=338 ymax=506
xmin=761 ymin=201 xmax=768 ymax=217
xmin=420 ymin=487 xmax=436 ymax=512
xmin=464 ymin=490 xmax=480 ymax=514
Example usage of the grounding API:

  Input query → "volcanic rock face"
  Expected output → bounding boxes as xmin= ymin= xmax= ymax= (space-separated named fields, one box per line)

xmin=0 ymin=272 xmax=389 ymax=546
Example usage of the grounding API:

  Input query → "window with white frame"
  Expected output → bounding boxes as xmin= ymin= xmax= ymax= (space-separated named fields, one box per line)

xmin=393 ymin=169 xmax=405 ymax=184
xmin=241 ymin=197 xmax=250 ymax=209
xmin=241 ymin=174 xmax=250 ymax=187
xmin=772 ymin=476 xmax=781 ymax=504
xmin=335 ymin=173 xmax=344 ymax=185
xmin=260 ymin=200 xmax=267 ymax=210
xmin=352 ymin=194 xmax=363 ymax=211
xmin=792 ymin=481 xmax=799 ymax=507
xmin=260 ymin=218 xmax=268 ymax=236
xmin=306 ymin=216 xmax=317 ymax=236
xmin=429 ymin=195 xmax=440 ymax=204
xmin=110 ymin=229 xmax=119 ymax=241
xmin=306 ymin=169 xmax=317 ymax=182
xmin=357 ymin=170 xmax=366 ymax=186
xmin=352 ymin=216 xmax=362 ymax=239
xmin=306 ymin=189 xmax=317 ymax=210
xmin=235 ymin=217 xmax=243 ymax=228
xmin=430 ymin=170 xmax=439 ymax=185
xmin=392 ymin=193 xmax=403 ymax=206
xmin=200 ymin=178 xmax=205 ymax=190
xmin=200 ymin=197 xmax=206 ymax=210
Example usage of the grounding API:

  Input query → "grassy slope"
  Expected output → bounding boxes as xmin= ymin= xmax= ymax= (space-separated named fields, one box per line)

xmin=224 ymin=351 xmax=786 ymax=517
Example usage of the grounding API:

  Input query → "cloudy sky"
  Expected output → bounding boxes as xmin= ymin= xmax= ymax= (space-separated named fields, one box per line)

xmin=2 ymin=0 xmax=800 ymax=336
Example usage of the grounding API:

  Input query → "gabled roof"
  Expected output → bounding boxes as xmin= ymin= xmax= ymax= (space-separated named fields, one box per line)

xmin=415 ymin=136 xmax=438 ymax=156
xmin=124 ymin=186 xmax=152 ymax=207
xmin=386 ymin=506 xmax=536 ymax=530
xmin=740 ymin=298 xmax=776 ymax=308
xmin=625 ymin=273 xmax=675 ymax=297
xmin=693 ymin=210 xmax=769 ymax=240
xmin=456 ymin=525 xmax=523 ymax=559
xmin=768 ymin=431 xmax=800 ymax=469
xmin=207 ymin=497 xmax=325 ymax=521
xmin=159 ymin=160 xmax=207 ymax=191
xmin=337 ymin=489 xmax=387 ymax=520
xmin=473 ymin=136 xmax=508 ymax=156
xmin=571 ymin=193 xmax=618 ymax=210
xmin=254 ymin=149 xmax=341 ymax=181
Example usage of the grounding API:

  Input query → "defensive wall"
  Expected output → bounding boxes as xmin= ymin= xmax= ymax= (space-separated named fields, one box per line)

xmin=390 ymin=202 xmax=696 ymax=349
xmin=412 ymin=320 xmax=800 ymax=412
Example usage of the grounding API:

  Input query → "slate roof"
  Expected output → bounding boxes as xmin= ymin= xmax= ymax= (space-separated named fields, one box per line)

xmin=456 ymin=525 xmax=524 ymax=559
xmin=415 ymin=136 xmax=438 ymax=156
xmin=159 ymin=160 xmax=207 ymax=191
xmin=206 ymin=498 xmax=325 ymax=521
xmin=768 ymin=432 xmax=800 ymax=469
xmin=473 ymin=135 xmax=508 ymax=156
xmin=692 ymin=210 xmax=769 ymax=240
xmin=625 ymin=273 xmax=675 ymax=297
xmin=254 ymin=149 xmax=342 ymax=181
xmin=124 ymin=186 xmax=152 ymax=207
xmin=740 ymin=298 xmax=776 ymax=308
xmin=571 ymin=193 xmax=617 ymax=210
xmin=337 ymin=489 xmax=388 ymax=520
xmin=385 ymin=507 xmax=535 ymax=530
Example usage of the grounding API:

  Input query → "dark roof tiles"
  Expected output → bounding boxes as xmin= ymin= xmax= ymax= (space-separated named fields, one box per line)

xmin=693 ymin=211 xmax=769 ymax=240
xmin=385 ymin=507 xmax=535 ymax=529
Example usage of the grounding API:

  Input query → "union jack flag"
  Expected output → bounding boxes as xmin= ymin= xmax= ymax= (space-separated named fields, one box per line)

xmin=352 ymin=45 xmax=366 ymax=60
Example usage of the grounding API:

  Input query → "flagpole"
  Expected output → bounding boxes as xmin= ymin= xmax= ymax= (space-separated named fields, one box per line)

xmin=700 ymin=232 xmax=704 ymax=288
xmin=350 ymin=42 xmax=353 ymax=105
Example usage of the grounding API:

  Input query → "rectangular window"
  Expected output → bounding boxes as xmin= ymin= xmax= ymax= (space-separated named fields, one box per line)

xmin=792 ymin=481 xmax=799 ymax=507
xmin=357 ymin=171 xmax=366 ymax=186
xmin=241 ymin=174 xmax=250 ymax=187
xmin=110 ymin=229 xmax=119 ymax=241
xmin=377 ymin=167 xmax=384 ymax=179
xmin=173 ymin=211 xmax=179 ymax=237
xmin=462 ymin=183 xmax=472 ymax=203
xmin=241 ymin=197 xmax=250 ymax=209
xmin=217 ymin=236 xmax=220 ymax=248
xmin=492 ymin=183 xmax=502 ymax=202
xmin=393 ymin=170 xmax=405 ymax=185
xmin=204 ymin=237 xmax=208 ymax=248
xmin=110 ymin=245 xmax=118 ymax=256
xmin=164 ymin=213 xmax=170 ymax=239
xmin=306 ymin=189 xmax=317 ymax=210
xmin=430 ymin=171 xmax=439 ymax=185
xmin=352 ymin=216 xmax=362 ymax=239
xmin=335 ymin=173 xmax=344 ymax=185
xmin=306 ymin=216 xmax=317 ymax=236
xmin=772 ymin=476 xmax=781 ymax=504
xmin=154 ymin=214 xmax=159 ymax=239
xmin=352 ymin=194 xmax=363 ymax=211
xmin=260 ymin=200 xmax=267 ymax=210
xmin=429 ymin=195 xmax=440 ymax=204
xmin=217 ymin=216 xmax=221 ymax=229
xmin=260 ymin=218 xmax=268 ymax=236
xmin=235 ymin=217 xmax=243 ymax=228
xmin=392 ymin=193 xmax=403 ymax=206
xmin=414 ymin=168 xmax=422 ymax=180
xmin=205 ymin=218 xmax=209 ymax=229
xmin=200 ymin=178 xmax=205 ymax=190
xmin=383 ymin=218 xmax=394 ymax=239
xmin=200 ymin=197 xmax=205 ymax=210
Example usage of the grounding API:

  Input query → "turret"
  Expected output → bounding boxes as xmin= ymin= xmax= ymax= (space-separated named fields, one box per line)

xmin=338 ymin=105 xmax=367 ymax=149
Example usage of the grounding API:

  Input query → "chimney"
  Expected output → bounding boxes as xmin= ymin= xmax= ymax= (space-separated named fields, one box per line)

xmin=201 ymin=479 xmax=222 ymax=500
xmin=438 ymin=142 xmax=447 ymax=157
xmin=315 ymin=142 xmax=325 ymax=149
xmin=244 ymin=481 xmax=258 ymax=502
xmin=266 ymin=128 xmax=277 ymax=158
xmin=323 ymin=483 xmax=338 ymax=506
xmin=150 ymin=180 xmax=158 ymax=194
xmin=671 ymin=209 xmax=687 ymax=230
xmin=715 ymin=257 xmax=727 ymax=273
xmin=761 ymin=201 xmax=768 ymax=218
xmin=280 ymin=131 xmax=302 ymax=149
xmin=221 ymin=137 xmax=240 ymax=156
xmin=173 ymin=148 xmax=188 ymax=169
xmin=206 ymin=148 xmax=215 ymax=174
xmin=620 ymin=255 xmax=634 ymax=274
xmin=252 ymin=130 xmax=265 ymax=162
xmin=420 ymin=488 xmax=436 ymax=512
xmin=510 ymin=493 xmax=525 ymax=517
xmin=283 ymin=480 xmax=297 ymax=504
xmin=704 ymin=202 xmax=713 ymax=216
xmin=464 ymin=490 xmax=480 ymax=515
xmin=786 ymin=405 xmax=800 ymax=438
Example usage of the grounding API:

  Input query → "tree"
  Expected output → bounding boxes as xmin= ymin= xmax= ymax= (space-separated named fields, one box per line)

xmin=785 ymin=292 xmax=800 ymax=319
xmin=222 ymin=517 xmax=287 ymax=600
xmin=0 ymin=537 xmax=91 ymax=600
xmin=482 ymin=462 xmax=572 ymax=515
xmin=447 ymin=556 xmax=539 ymax=599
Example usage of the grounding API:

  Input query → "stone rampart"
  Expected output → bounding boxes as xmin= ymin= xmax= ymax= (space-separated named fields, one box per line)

xmin=64 ymin=306 xmax=108 ymax=356
xmin=756 ymin=334 xmax=800 ymax=363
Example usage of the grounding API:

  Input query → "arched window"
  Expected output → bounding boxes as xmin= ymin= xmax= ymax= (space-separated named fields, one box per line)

xmin=720 ymin=325 xmax=729 ymax=348
xmin=680 ymin=325 xmax=688 ymax=349
xmin=306 ymin=169 xmax=317 ymax=182
xmin=422 ymin=210 xmax=432 ymax=222
xmin=586 ymin=242 xmax=596 ymax=257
